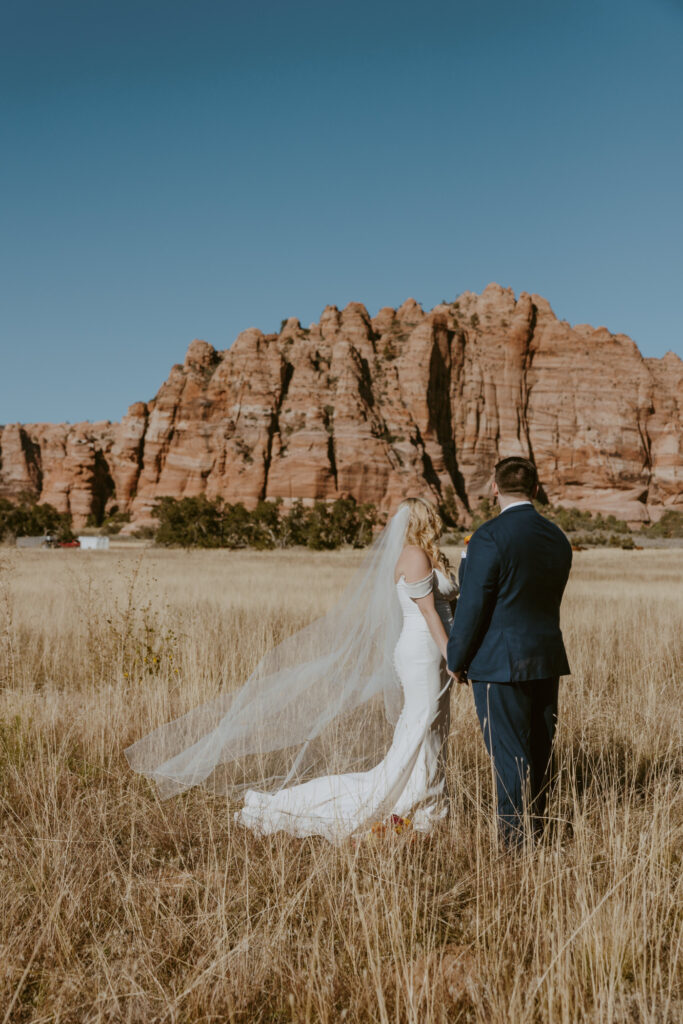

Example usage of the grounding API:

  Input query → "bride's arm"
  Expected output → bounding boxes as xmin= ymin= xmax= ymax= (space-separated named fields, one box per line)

xmin=398 ymin=547 xmax=450 ymax=661
xmin=415 ymin=595 xmax=449 ymax=661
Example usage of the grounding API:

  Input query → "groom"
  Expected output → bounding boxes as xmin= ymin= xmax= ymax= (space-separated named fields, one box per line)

xmin=447 ymin=456 xmax=572 ymax=845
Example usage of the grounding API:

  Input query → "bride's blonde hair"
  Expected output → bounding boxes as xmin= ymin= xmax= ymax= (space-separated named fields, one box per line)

xmin=399 ymin=497 xmax=451 ymax=573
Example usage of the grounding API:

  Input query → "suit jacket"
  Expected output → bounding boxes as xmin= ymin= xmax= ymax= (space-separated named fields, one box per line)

xmin=447 ymin=504 xmax=572 ymax=682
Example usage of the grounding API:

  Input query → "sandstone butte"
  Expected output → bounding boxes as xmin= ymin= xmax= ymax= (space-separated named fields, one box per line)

xmin=1 ymin=284 xmax=681 ymax=531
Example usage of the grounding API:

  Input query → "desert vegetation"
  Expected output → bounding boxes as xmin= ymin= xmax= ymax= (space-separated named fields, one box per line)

xmin=0 ymin=496 xmax=74 ymax=544
xmin=3 ymin=492 xmax=682 ymax=550
xmin=0 ymin=544 xmax=681 ymax=1022
xmin=152 ymin=495 xmax=378 ymax=550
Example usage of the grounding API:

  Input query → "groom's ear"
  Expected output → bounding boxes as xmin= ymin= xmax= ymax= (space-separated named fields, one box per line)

xmin=532 ymin=482 xmax=539 ymax=499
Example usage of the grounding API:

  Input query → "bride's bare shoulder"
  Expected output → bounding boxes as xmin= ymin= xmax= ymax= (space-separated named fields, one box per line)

xmin=394 ymin=544 xmax=432 ymax=583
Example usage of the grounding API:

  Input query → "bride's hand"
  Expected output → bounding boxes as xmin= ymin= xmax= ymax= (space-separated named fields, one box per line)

xmin=451 ymin=669 xmax=469 ymax=686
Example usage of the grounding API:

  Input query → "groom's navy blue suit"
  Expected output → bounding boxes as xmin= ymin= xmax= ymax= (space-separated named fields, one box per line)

xmin=447 ymin=502 xmax=572 ymax=842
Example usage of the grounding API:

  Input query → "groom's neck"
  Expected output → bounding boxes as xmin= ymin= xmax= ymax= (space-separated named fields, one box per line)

xmin=497 ymin=492 xmax=531 ymax=511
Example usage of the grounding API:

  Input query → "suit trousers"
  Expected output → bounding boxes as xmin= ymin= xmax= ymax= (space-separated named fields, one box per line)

xmin=472 ymin=677 xmax=559 ymax=845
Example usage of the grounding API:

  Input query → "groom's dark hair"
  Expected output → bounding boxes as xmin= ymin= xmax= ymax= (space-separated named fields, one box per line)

xmin=495 ymin=456 xmax=538 ymax=498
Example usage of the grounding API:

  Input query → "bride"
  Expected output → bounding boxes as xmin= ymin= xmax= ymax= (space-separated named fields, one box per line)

xmin=125 ymin=497 xmax=458 ymax=841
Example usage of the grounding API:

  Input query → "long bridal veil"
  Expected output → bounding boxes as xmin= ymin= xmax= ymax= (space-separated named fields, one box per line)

xmin=124 ymin=505 xmax=411 ymax=799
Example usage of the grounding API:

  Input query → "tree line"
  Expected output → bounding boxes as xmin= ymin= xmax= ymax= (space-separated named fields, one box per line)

xmin=152 ymin=496 xmax=378 ymax=549
xmin=0 ymin=494 xmax=379 ymax=550
xmin=1 ymin=492 xmax=681 ymax=548
xmin=0 ymin=496 xmax=74 ymax=543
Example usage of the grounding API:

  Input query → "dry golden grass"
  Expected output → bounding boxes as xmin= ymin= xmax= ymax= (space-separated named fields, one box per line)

xmin=0 ymin=545 xmax=681 ymax=1023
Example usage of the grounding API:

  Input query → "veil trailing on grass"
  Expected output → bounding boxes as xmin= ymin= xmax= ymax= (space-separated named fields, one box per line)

xmin=124 ymin=505 xmax=411 ymax=799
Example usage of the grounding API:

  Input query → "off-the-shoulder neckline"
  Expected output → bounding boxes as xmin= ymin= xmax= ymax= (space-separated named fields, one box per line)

xmin=395 ymin=571 xmax=434 ymax=586
xmin=395 ymin=566 xmax=455 ymax=585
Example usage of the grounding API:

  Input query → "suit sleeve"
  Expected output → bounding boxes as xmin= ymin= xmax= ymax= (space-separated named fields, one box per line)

xmin=447 ymin=528 xmax=500 ymax=673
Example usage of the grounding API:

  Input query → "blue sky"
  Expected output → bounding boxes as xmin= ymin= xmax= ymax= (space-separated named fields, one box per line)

xmin=1 ymin=0 xmax=681 ymax=424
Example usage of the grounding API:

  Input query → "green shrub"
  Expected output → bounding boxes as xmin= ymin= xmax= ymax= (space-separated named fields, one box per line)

xmin=640 ymin=511 xmax=683 ymax=539
xmin=155 ymin=495 xmax=231 ymax=548
xmin=304 ymin=498 xmax=377 ymax=550
xmin=470 ymin=497 xmax=499 ymax=530
xmin=0 ymin=495 xmax=74 ymax=542
xmin=571 ymin=532 xmax=608 ymax=547
xmin=441 ymin=530 xmax=465 ymax=546
xmin=152 ymin=495 xmax=379 ymax=550
xmin=534 ymin=503 xmax=630 ymax=535
xmin=438 ymin=485 xmax=461 ymax=528
xmin=249 ymin=500 xmax=283 ymax=549
xmin=278 ymin=500 xmax=310 ymax=547
xmin=131 ymin=524 xmax=156 ymax=540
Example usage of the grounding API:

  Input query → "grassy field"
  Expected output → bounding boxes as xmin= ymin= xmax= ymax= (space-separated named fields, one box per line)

xmin=0 ymin=545 xmax=681 ymax=1023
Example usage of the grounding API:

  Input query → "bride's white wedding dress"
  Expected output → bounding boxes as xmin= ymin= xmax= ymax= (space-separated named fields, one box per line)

xmin=124 ymin=507 xmax=459 ymax=835
xmin=236 ymin=567 xmax=457 ymax=841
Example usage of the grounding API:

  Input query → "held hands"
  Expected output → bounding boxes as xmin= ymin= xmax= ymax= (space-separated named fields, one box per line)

xmin=441 ymin=647 xmax=469 ymax=686
xmin=448 ymin=668 xmax=469 ymax=686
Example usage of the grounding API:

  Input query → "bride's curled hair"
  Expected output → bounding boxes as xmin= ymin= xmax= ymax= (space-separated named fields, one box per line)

xmin=399 ymin=496 xmax=451 ymax=573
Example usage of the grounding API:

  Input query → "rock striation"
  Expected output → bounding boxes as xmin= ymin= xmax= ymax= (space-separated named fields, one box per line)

xmin=1 ymin=284 xmax=681 ymax=528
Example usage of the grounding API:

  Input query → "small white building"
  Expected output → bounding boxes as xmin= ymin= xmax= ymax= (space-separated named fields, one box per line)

xmin=78 ymin=536 xmax=110 ymax=551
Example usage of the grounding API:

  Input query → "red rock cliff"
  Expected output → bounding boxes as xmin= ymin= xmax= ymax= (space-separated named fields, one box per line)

xmin=1 ymin=285 xmax=681 ymax=528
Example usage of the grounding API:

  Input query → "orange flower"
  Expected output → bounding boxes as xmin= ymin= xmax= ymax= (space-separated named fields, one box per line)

xmin=370 ymin=814 xmax=413 ymax=837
